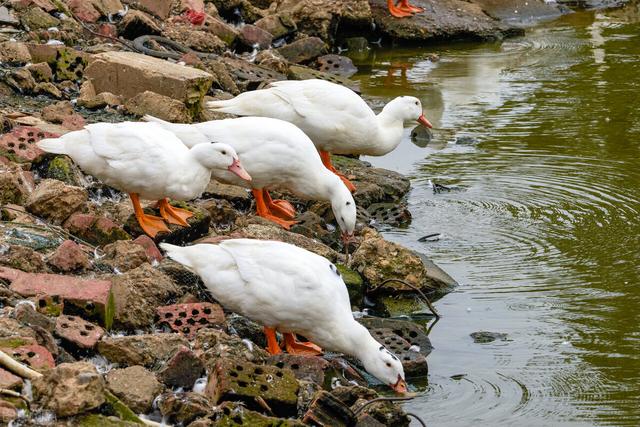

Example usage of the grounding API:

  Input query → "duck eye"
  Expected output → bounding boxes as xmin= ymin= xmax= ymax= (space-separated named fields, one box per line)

xmin=346 ymin=201 xmax=351 ymax=206
xmin=386 ymin=362 xmax=392 ymax=368
xmin=221 ymin=150 xmax=227 ymax=155
xmin=415 ymin=101 xmax=419 ymax=105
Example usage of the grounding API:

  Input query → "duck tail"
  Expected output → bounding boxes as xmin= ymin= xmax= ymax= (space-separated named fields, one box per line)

xmin=159 ymin=243 xmax=195 ymax=269
xmin=37 ymin=137 xmax=68 ymax=154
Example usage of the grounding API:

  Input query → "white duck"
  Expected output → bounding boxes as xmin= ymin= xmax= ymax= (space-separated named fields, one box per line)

xmin=206 ymin=79 xmax=433 ymax=192
xmin=160 ymin=239 xmax=408 ymax=393
xmin=143 ymin=115 xmax=357 ymax=242
xmin=37 ymin=122 xmax=251 ymax=238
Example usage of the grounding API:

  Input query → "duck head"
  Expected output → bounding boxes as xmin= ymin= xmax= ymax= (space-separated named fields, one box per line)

xmin=384 ymin=96 xmax=432 ymax=129
xmin=192 ymin=142 xmax=251 ymax=181
xmin=362 ymin=342 xmax=408 ymax=394
xmin=330 ymin=182 xmax=357 ymax=244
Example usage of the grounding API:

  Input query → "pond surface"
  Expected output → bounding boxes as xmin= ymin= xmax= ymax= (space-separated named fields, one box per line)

xmin=351 ymin=3 xmax=640 ymax=425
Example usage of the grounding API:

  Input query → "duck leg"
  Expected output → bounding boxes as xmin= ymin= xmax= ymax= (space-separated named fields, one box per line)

xmin=396 ymin=0 xmax=424 ymax=13
xmin=318 ymin=150 xmax=357 ymax=193
xmin=283 ymin=333 xmax=323 ymax=356
xmin=252 ymin=189 xmax=298 ymax=229
xmin=264 ymin=327 xmax=282 ymax=355
xmin=263 ymin=190 xmax=296 ymax=220
xmin=157 ymin=198 xmax=193 ymax=226
xmin=130 ymin=193 xmax=169 ymax=238
xmin=386 ymin=0 xmax=413 ymax=17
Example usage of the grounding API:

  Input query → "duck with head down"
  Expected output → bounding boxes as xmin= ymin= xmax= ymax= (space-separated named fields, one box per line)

xmin=160 ymin=239 xmax=407 ymax=393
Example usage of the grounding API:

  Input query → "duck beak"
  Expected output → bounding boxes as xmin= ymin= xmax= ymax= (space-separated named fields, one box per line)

xmin=228 ymin=158 xmax=252 ymax=181
xmin=391 ymin=375 xmax=408 ymax=394
xmin=417 ymin=114 xmax=433 ymax=128
xmin=341 ymin=232 xmax=355 ymax=245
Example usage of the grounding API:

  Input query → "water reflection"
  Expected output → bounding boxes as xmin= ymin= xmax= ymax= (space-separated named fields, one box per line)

xmin=351 ymin=3 xmax=640 ymax=426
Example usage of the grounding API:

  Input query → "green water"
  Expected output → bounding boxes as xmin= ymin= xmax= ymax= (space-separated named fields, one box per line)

xmin=352 ymin=3 xmax=640 ymax=425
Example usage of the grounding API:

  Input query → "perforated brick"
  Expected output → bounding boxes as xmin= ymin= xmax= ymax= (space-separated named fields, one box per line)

xmin=267 ymin=354 xmax=329 ymax=385
xmin=370 ymin=329 xmax=427 ymax=376
xmin=0 ymin=126 xmax=58 ymax=163
xmin=55 ymin=315 xmax=105 ymax=350
xmin=303 ymin=390 xmax=355 ymax=427
xmin=1 ymin=344 xmax=55 ymax=371
xmin=155 ymin=302 xmax=224 ymax=339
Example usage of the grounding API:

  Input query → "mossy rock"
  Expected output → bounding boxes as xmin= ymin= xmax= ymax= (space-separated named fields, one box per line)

xmin=337 ymin=263 xmax=363 ymax=306
xmin=20 ymin=7 xmax=60 ymax=30
xmin=214 ymin=403 xmax=305 ymax=426
xmin=0 ymin=336 xmax=33 ymax=349
xmin=45 ymin=155 xmax=84 ymax=186
xmin=54 ymin=48 xmax=87 ymax=81
xmin=100 ymin=391 xmax=145 ymax=424
xmin=78 ymin=414 xmax=141 ymax=427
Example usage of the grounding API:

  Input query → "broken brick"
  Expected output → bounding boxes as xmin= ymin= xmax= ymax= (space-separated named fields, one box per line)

xmin=133 ymin=235 xmax=163 ymax=263
xmin=267 ymin=354 xmax=329 ymax=385
xmin=63 ymin=213 xmax=131 ymax=246
xmin=0 ymin=344 xmax=55 ymax=371
xmin=157 ymin=346 xmax=204 ymax=389
xmin=0 ymin=126 xmax=58 ymax=163
xmin=47 ymin=240 xmax=91 ymax=272
xmin=0 ymin=266 xmax=114 ymax=329
xmin=156 ymin=302 xmax=224 ymax=339
xmin=369 ymin=328 xmax=428 ymax=377
xmin=55 ymin=315 xmax=105 ymax=350
xmin=303 ymin=390 xmax=355 ymax=427
xmin=0 ymin=368 xmax=22 ymax=390
xmin=206 ymin=358 xmax=299 ymax=417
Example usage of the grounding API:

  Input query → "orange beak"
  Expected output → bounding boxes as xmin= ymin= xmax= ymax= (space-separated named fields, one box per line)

xmin=417 ymin=114 xmax=433 ymax=128
xmin=228 ymin=158 xmax=252 ymax=181
xmin=341 ymin=232 xmax=355 ymax=245
xmin=391 ymin=375 xmax=408 ymax=394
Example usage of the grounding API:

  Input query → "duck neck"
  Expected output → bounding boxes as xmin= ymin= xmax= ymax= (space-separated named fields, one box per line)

xmin=374 ymin=104 xmax=405 ymax=156
xmin=343 ymin=321 xmax=381 ymax=367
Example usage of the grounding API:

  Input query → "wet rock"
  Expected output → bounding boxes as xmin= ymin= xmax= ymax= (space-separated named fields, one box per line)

xmin=316 ymin=54 xmax=357 ymax=77
xmin=337 ymin=263 xmax=364 ymax=305
xmin=470 ymin=331 xmax=508 ymax=343
xmin=20 ymin=6 xmax=60 ymax=30
xmin=287 ymin=64 xmax=360 ymax=92
xmin=194 ymin=328 xmax=268 ymax=364
xmin=26 ymin=179 xmax=87 ymax=225
xmin=63 ymin=213 xmax=131 ymax=246
xmin=267 ymin=354 xmax=329 ymax=385
xmin=255 ymin=14 xmax=297 ymax=39
xmin=41 ymin=154 xmax=85 ymax=186
xmin=370 ymin=0 xmax=522 ymax=43
xmin=0 ymin=244 xmax=48 ymax=273
xmin=277 ymin=36 xmax=328 ymax=64
xmin=158 ymin=392 xmax=213 ymax=425
xmin=106 ymin=365 xmax=163 ymax=413
xmin=26 ymin=62 xmax=53 ymax=82
xmin=55 ymin=314 xmax=105 ymax=351
xmin=156 ymin=302 xmax=225 ymax=338
xmin=157 ymin=346 xmax=205 ymax=389
xmin=118 ymin=10 xmax=161 ymax=39
xmin=66 ymin=0 xmax=124 ymax=23
xmin=85 ymin=51 xmax=213 ymax=118
xmin=101 ymin=240 xmax=149 ymax=272
xmin=239 ymin=24 xmax=274 ymax=49
xmin=33 ymin=362 xmax=105 ymax=417
xmin=303 ymin=390 xmax=355 ymax=426
xmin=0 ymin=367 xmax=22 ymax=390
xmin=197 ymin=198 xmax=238 ymax=227
xmin=132 ymin=235 xmax=163 ymax=263
xmin=359 ymin=317 xmax=432 ymax=355
xmin=98 ymin=333 xmax=189 ymax=368
xmin=226 ymin=314 xmax=266 ymax=348
xmin=369 ymin=328 xmax=427 ymax=376
xmin=0 ymin=266 xmax=114 ymax=327
xmin=0 ymin=161 xmax=34 ymax=205
xmin=206 ymin=357 xmax=299 ymax=417
xmin=343 ymin=36 xmax=369 ymax=52
xmin=110 ymin=263 xmax=179 ymax=330
xmin=124 ymin=90 xmax=191 ymax=123
xmin=474 ymin=0 xmax=563 ymax=25
xmin=0 ymin=41 xmax=31 ymax=64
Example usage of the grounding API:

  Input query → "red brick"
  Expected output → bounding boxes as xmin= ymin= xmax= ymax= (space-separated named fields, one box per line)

xmin=0 ymin=266 xmax=114 ymax=328
xmin=63 ymin=213 xmax=130 ymax=246
xmin=0 ymin=368 xmax=22 ymax=390
xmin=133 ymin=235 xmax=163 ymax=263
xmin=48 ymin=240 xmax=90 ymax=272
xmin=156 ymin=302 xmax=224 ymax=339
xmin=0 ymin=344 xmax=55 ymax=370
xmin=55 ymin=315 xmax=105 ymax=350
xmin=157 ymin=347 xmax=204 ymax=389
xmin=0 ymin=126 xmax=58 ymax=163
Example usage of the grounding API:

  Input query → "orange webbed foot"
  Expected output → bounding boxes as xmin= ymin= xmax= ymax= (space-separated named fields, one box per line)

xmin=397 ymin=0 xmax=423 ymax=13
xmin=157 ymin=198 xmax=194 ymax=226
xmin=264 ymin=215 xmax=299 ymax=230
xmin=269 ymin=199 xmax=297 ymax=220
xmin=138 ymin=213 xmax=170 ymax=238
xmin=283 ymin=333 xmax=323 ymax=356
xmin=264 ymin=327 xmax=282 ymax=355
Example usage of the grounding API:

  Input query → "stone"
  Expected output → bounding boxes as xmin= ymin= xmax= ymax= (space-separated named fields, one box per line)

xmin=0 ymin=244 xmax=47 ymax=273
xmin=41 ymin=101 xmax=73 ymax=123
xmin=52 ymin=47 xmax=88 ymax=82
xmin=157 ymin=347 xmax=205 ymax=389
xmin=34 ymin=82 xmax=63 ymax=99
xmin=55 ymin=315 xmax=105 ymax=350
xmin=124 ymin=91 xmax=191 ymax=123
xmin=203 ymin=16 xmax=239 ymax=45
xmin=470 ymin=331 xmax=508 ymax=343
xmin=19 ymin=6 xmax=60 ymax=30
xmin=206 ymin=358 xmax=299 ymax=417
xmin=254 ymin=14 xmax=297 ymax=39
xmin=42 ymin=154 xmax=85 ymax=186
xmin=0 ymin=6 xmax=19 ymax=26
xmin=106 ymin=365 xmax=163 ymax=413
xmin=13 ymin=302 xmax=56 ymax=331
xmin=238 ymin=24 xmax=273 ymax=49
xmin=287 ymin=65 xmax=360 ymax=92
xmin=225 ymin=314 xmax=266 ymax=348
xmin=102 ymin=240 xmax=149 ymax=272
xmin=277 ymin=37 xmax=328 ymax=64
xmin=0 ymin=266 xmax=114 ymax=328
xmin=162 ymin=23 xmax=227 ymax=54
xmin=158 ymin=392 xmax=212 ymax=425
xmin=97 ymin=334 xmax=189 ymax=368
xmin=194 ymin=328 xmax=268 ymax=365
xmin=63 ymin=213 xmax=131 ymax=246
xmin=267 ymin=354 xmax=329 ymax=385
xmin=33 ymin=362 xmax=105 ymax=417
xmin=132 ymin=235 xmax=163 ymax=263
xmin=303 ymin=390 xmax=355 ymax=426
xmin=0 ymin=368 xmax=22 ymax=390
xmin=474 ymin=0 xmax=563 ymax=25
xmin=26 ymin=62 xmax=53 ymax=82
xmin=196 ymin=198 xmax=238 ymax=227
xmin=370 ymin=0 xmax=522 ymax=43
xmin=5 ymin=68 xmax=36 ymax=93
xmin=126 ymin=203 xmax=211 ymax=245
xmin=78 ymin=91 xmax=122 ymax=109
xmin=0 ymin=41 xmax=31 ymax=64
xmin=0 ymin=161 xmax=34 ymax=205
xmin=66 ymin=0 xmax=125 ymax=23
xmin=156 ymin=302 xmax=225 ymax=338
xmin=368 ymin=328 xmax=427 ymax=376
xmin=316 ymin=54 xmax=357 ymax=77
xmin=344 ymin=37 xmax=369 ymax=52
xmin=85 ymin=51 xmax=213 ymax=117
xmin=136 ymin=0 xmax=173 ymax=19
xmin=110 ymin=263 xmax=179 ymax=329
xmin=255 ymin=49 xmax=290 ymax=75
xmin=202 ymin=179 xmax=251 ymax=204
xmin=118 ymin=10 xmax=161 ymax=40
xmin=26 ymin=179 xmax=87 ymax=225
xmin=202 ymin=402 xmax=306 ymax=426
xmin=0 ymin=400 xmax=18 ymax=424
xmin=337 ymin=263 xmax=363 ymax=306
xmin=358 ymin=317 xmax=432 ymax=356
